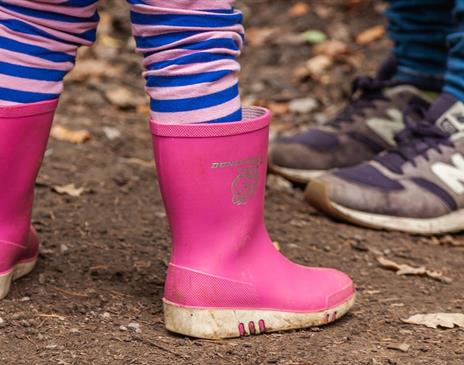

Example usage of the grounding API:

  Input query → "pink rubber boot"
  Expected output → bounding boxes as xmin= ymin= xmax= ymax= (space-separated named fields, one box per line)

xmin=0 ymin=100 xmax=57 ymax=299
xmin=150 ymin=107 xmax=356 ymax=339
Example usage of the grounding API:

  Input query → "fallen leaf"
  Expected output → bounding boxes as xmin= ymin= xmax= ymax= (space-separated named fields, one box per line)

xmin=136 ymin=102 xmax=151 ymax=116
xmin=376 ymin=256 xmax=452 ymax=283
xmin=301 ymin=30 xmax=327 ymax=45
xmin=313 ymin=5 xmax=333 ymax=19
xmin=288 ymin=2 xmax=310 ymax=17
xmin=402 ymin=313 xmax=464 ymax=329
xmin=288 ymin=97 xmax=318 ymax=114
xmin=120 ymin=157 xmax=153 ymax=168
xmin=313 ymin=39 xmax=349 ymax=58
xmin=387 ymin=343 xmax=410 ymax=353
xmin=305 ymin=55 xmax=333 ymax=82
xmin=66 ymin=59 xmax=118 ymax=82
xmin=355 ymin=25 xmax=385 ymax=45
xmin=98 ymin=34 xmax=123 ymax=49
xmin=439 ymin=234 xmax=464 ymax=246
xmin=272 ymin=241 xmax=281 ymax=251
xmin=105 ymin=88 xmax=139 ymax=109
xmin=102 ymin=126 xmax=121 ymax=140
xmin=253 ymin=100 xmax=289 ymax=116
xmin=292 ymin=64 xmax=312 ymax=82
xmin=51 ymin=126 xmax=91 ymax=144
xmin=53 ymin=184 xmax=85 ymax=197
xmin=246 ymin=27 xmax=278 ymax=47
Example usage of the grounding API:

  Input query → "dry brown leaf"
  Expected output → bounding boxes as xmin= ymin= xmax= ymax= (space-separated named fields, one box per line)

xmin=272 ymin=241 xmax=281 ymax=251
xmin=53 ymin=184 xmax=85 ymax=197
xmin=313 ymin=39 xmax=349 ymax=58
xmin=440 ymin=235 xmax=464 ymax=246
xmin=66 ymin=59 xmax=118 ymax=82
xmin=305 ymin=55 xmax=333 ymax=83
xmin=288 ymin=2 xmax=310 ymax=17
xmin=51 ymin=125 xmax=91 ymax=144
xmin=355 ymin=25 xmax=385 ymax=45
xmin=402 ymin=313 xmax=464 ymax=329
xmin=254 ymin=100 xmax=289 ymax=116
xmin=289 ymin=97 xmax=318 ymax=114
xmin=292 ymin=64 xmax=312 ymax=81
xmin=376 ymin=256 xmax=452 ymax=283
xmin=313 ymin=5 xmax=332 ymax=19
xmin=98 ymin=34 xmax=123 ymax=48
xmin=246 ymin=27 xmax=278 ymax=47
xmin=387 ymin=343 xmax=410 ymax=353
xmin=105 ymin=88 xmax=139 ymax=109
xmin=121 ymin=157 xmax=153 ymax=168
xmin=136 ymin=102 xmax=151 ymax=117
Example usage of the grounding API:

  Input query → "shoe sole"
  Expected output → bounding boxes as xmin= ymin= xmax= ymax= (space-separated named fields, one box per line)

xmin=0 ymin=257 xmax=37 ymax=300
xmin=268 ymin=162 xmax=324 ymax=184
xmin=305 ymin=180 xmax=464 ymax=235
xmin=163 ymin=293 xmax=355 ymax=339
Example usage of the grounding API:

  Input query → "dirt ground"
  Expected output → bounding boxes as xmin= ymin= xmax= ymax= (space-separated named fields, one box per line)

xmin=1 ymin=1 xmax=463 ymax=364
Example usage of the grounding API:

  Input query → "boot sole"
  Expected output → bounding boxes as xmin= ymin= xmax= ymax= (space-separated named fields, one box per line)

xmin=163 ymin=293 xmax=355 ymax=339
xmin=0 ymin=257 xmax=37 ymax=300
xmin=305 ymin=180 xmax=464 ymax=235
xmin=268 ymin=162 xmax=324 ymax=184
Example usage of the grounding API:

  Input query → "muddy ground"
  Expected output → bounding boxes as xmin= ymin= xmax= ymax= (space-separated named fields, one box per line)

xmin=1 ymin=1 xmax=463 ymax=364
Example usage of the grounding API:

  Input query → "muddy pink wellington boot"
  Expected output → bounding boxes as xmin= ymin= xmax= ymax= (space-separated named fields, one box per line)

xmin=150 ymin=107 xmax=356 ymax=339
xmin=0 ymin=100 xmax=57 ymax=299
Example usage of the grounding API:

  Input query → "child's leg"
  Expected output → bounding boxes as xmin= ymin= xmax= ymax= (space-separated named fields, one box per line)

xmin=0 ymin=0 xmax=99 ymax=299
xmin=0 ymin=0 xmax=99 ymax=105
xmin=386 ymin=0 xmax=456 ymax=91
xmin=444 ymin=1 xmax=464 ymax=100
xmin=132 ymin=2 xmax=355 ymax=339
xmin=128 ymin=0 xmax=243 ymax=124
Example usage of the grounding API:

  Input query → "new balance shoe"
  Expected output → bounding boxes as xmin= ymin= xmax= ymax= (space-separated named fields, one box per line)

xmin=269 ymin=58 xmax=435 ymax=183
xmin=305 ymin=94 xmax=464 ymax=235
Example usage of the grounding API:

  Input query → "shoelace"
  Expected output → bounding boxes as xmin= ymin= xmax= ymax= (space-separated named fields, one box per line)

xmin=376 ymin=100 xmax=453 ymax=173
xmin=328 ymin=75 xmax=392 ymax=127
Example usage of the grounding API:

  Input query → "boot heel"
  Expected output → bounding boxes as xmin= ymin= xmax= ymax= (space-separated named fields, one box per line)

xmin=0 ymin=258 xmax=37 ymax=300
xmin=163 ymin=294 xmax=356 ymax=340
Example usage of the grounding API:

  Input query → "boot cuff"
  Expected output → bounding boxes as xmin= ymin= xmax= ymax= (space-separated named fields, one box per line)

xmin=0 ymin=99 xmax=59 ymax=118
xmin=150 ymin=107 xmax=271 ymax=138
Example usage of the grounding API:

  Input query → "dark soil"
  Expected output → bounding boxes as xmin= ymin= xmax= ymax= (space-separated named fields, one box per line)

xmin=1 ymin=1 xmax=463 ymax=364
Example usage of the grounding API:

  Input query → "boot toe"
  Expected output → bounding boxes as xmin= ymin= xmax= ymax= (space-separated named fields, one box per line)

xmin=324 ymin=269 xmax=355 ymax=308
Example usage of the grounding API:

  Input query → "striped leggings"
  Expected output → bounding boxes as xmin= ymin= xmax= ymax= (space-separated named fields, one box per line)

xmin=0 ymin=0 xmax=244 ymax=124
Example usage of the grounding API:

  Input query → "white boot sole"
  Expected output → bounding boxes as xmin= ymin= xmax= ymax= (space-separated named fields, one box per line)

xmin=306 ymin=179 xmax=464 ymax=235
xmin=0 ymin=257 xmax=37 ymax=300
xmin=164 ymin=294 xmax=355 ymax=339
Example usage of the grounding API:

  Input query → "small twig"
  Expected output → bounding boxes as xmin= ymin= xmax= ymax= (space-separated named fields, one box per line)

xmin=141 ymin=339 xmax=183 ymax=356
xmin=38 ymin=313 xmax=66 ymax=321
xmin=53 ymin=287 xmax=89 ymax=298
xmin=25 ymin=335 xmax=39 ymax=350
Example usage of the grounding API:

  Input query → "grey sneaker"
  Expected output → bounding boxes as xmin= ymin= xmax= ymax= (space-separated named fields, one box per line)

xmin=269 ymin=60 xmax=435 ymax=183
xmin=305 ymin=94 xmax=464 ymax=235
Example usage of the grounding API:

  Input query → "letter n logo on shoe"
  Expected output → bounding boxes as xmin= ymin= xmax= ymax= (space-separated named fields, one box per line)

xmin=432 ymin=153 xmax=464 ymax=194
